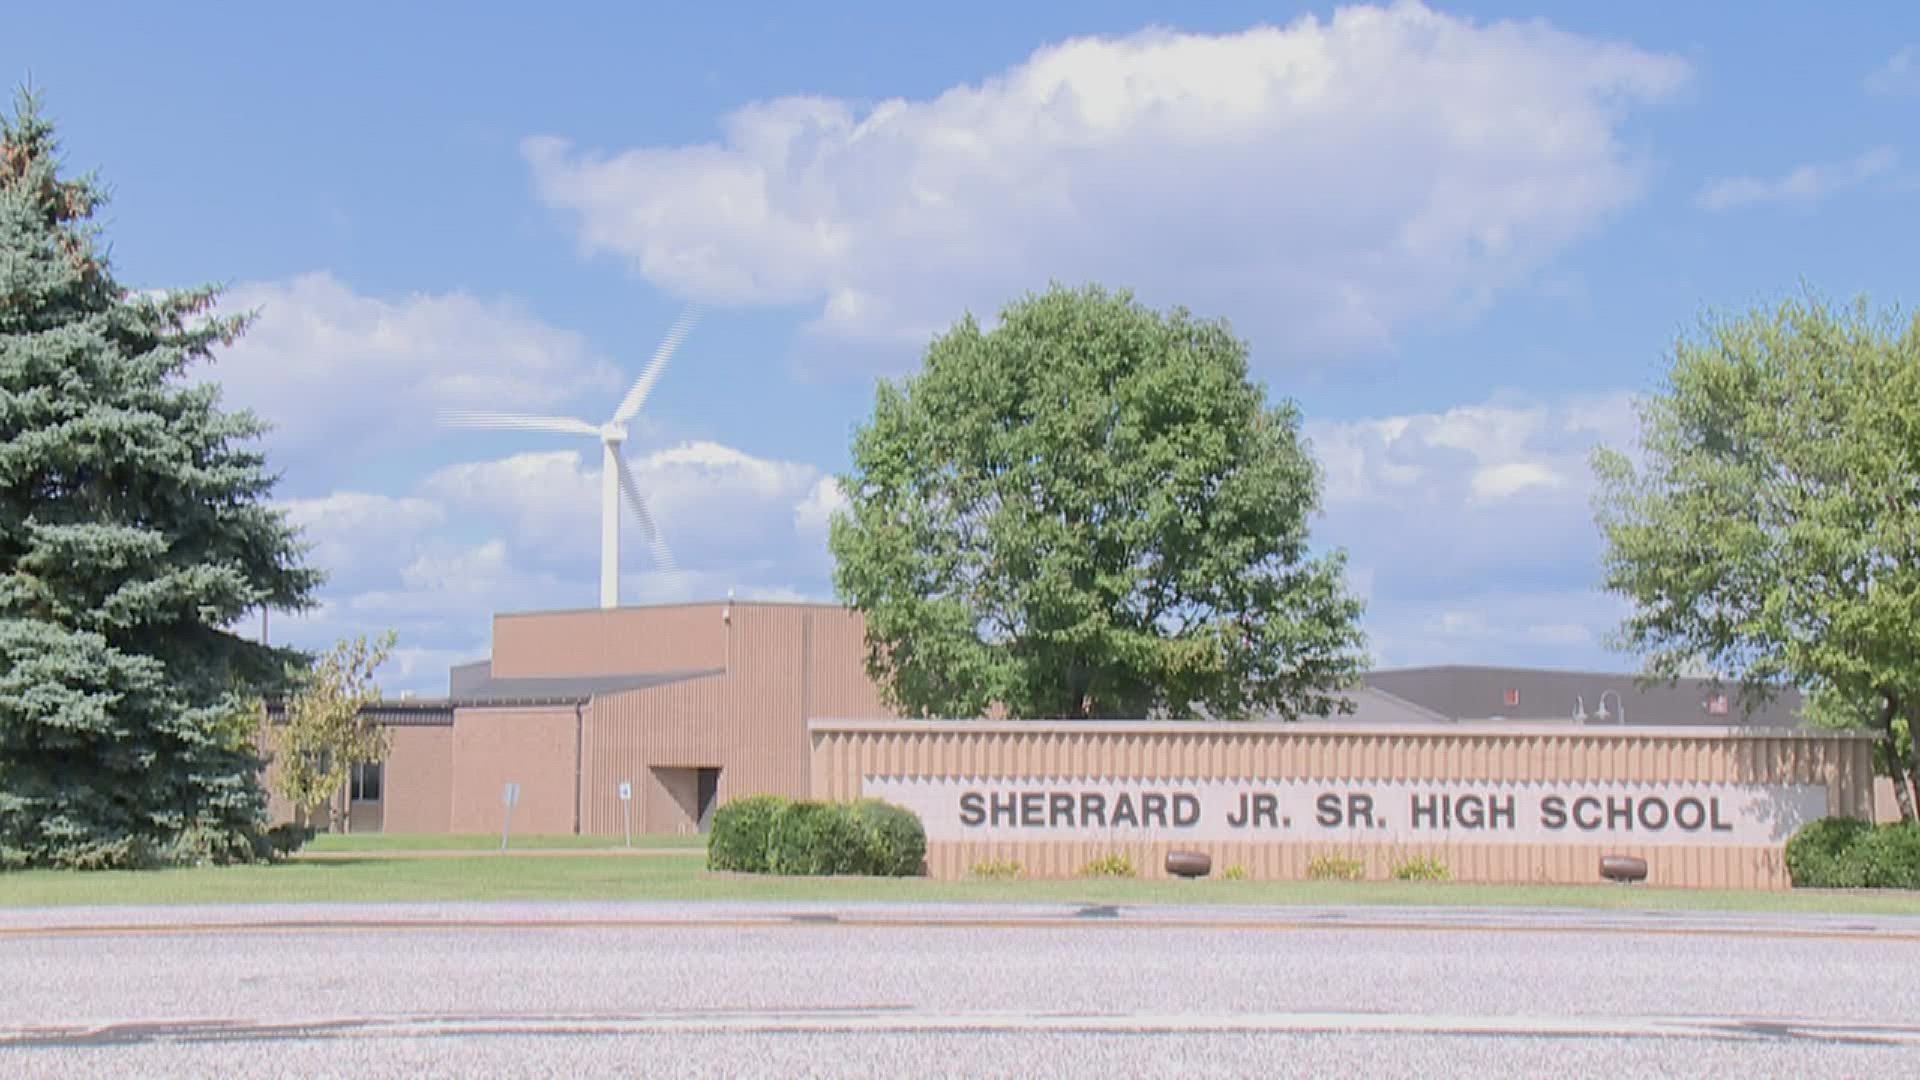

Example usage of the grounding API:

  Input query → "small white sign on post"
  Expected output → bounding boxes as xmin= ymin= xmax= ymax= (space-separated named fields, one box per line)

xmin=618 ymin=781 xmax=633 ymax=847
xmin=501 ymin=781 xmax=521 ymax=850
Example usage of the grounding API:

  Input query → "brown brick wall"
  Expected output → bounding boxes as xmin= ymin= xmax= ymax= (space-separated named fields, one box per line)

xmin=383 ymin=726 xmax=454 ymax=833
xmin=450 ymin=706 xmax=581 ymax=835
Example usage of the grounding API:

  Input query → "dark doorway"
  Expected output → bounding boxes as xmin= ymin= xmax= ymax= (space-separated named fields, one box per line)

xmin=696 ymin=768 xmax=721 ymax=833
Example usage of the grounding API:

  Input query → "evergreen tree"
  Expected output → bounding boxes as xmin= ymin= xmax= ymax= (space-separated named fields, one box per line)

xmin=0 ymin=90 xmax=322 ymax=868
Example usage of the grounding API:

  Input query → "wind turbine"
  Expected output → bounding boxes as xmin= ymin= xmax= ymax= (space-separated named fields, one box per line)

xmin=438 ymin=308 xmax=698 ymax=609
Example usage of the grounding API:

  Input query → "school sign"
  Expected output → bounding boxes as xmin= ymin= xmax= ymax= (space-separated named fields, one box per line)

xmin=863 ymin=777 xmax=1827 ymax=847
xmin=809 ymin=719 xmax=1877 ymax=889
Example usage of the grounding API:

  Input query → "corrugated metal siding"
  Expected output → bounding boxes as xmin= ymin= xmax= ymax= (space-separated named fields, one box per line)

xmin=810 ymin=720 xmax=1876 ymax=889
xmin=582 ymin=606 xmax=820 ymax=834
xmin=802 ymin=607 xmax=896 ymax=720
xmin=490 ymin=605 xmax=728 ymax=678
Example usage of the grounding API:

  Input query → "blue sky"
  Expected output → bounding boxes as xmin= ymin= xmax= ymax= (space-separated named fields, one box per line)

xmin=9 ymin=2 xmax=1918 ymax=693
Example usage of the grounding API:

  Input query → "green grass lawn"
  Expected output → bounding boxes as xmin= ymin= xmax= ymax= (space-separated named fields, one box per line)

xmin=303 ymin=832 xmax=707 ymax=853
xmin=5 ymin=852 xmax=1920 ymax=913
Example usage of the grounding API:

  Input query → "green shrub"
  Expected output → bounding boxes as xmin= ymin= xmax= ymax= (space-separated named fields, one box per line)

xmin=766 ymin=801 xmax=866 ymax=876
xmin=971 ymin=858 xmax=1024 ymax=880
xmin=1391 ymin=855 xmax=1451 ymax=882
xmin=1306 ymin=854 xmax=1366 ymax=881
xmin=1222 ymin=864 xmax=1248 ymax=881
xmin=1785 ymin=816 xmax=1875 ymax=888
xmin=1851 ymin=824 xmax=1920 ymax=889
xmin=266 ymin=823 xmax=315 ymax=860
xmin=847 ymin=799 xmax=927 ymax=877
xmin=1078 ymin=852 xmax=1137 ymax=878
xmin=714 ymin=796 xmax=926 ymax=877
xmin=706 ymin=794 xmax=793 ymax=873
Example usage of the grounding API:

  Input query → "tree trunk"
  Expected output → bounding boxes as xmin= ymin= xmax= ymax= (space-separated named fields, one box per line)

xmin=1904 ymin=701 xmax=1920 ymax=828
xmin=1883 ymin=740 xmax=1916 ymax=824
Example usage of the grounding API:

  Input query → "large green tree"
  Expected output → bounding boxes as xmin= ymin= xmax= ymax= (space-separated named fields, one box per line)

xmin=1592 ymin=293 xmax=1920 ymax=817
xmin=0 ymin=91 xmax=321 ymax=868
xmin=830 ymin=283 xmax=1368 ymax=721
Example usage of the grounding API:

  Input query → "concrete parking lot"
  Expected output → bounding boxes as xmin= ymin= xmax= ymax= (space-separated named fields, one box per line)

xmin=5 ymin=902 xmax=1919 ymax=1077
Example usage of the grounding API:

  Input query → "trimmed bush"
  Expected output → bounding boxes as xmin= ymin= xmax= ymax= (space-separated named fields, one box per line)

xmin=1851 ymin=824 xmax=1920 ymax=889
xmin=1784 ymin=816 xmax=1875 ymax=888
xmin=847 ymin=798 xmax=927 ymax=877
xmin=714 ymin=796 xmax=926 ymax=877
xmin=1222 ymin=864 xmax=1248 ymax=881
xmin=707 ymin=794 xmax=792 ymax=873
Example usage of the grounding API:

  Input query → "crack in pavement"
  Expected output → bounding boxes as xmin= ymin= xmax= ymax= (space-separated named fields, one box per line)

xmin=7 ymin=1011 xmax=1920 ymax=1050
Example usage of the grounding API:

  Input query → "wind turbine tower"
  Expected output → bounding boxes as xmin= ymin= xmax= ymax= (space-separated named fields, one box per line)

xmin=438 ymin=309 xmax=698 ymax=608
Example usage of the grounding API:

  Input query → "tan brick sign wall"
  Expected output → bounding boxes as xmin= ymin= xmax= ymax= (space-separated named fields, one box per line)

xmin=810 ymin=719 xmax=1878 ymax=889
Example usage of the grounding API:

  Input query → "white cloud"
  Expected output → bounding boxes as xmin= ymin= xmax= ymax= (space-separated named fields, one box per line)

xmin=1470 ymin=461 xmax=1563 ymax=502
xmin=794 ymin=476 xmax=848 ymax=536
xmin=524 ymin=3 xmax=1685 ymax=362
xmin=1308 ymin=390 xmax=1642 ymax=670
xmin=201 ymin=273 xmax=620 ymax=481
xmin=1365 ymin=587 xmax=1635 ymax=673
xmin=279 ymin=492 xmax=445 ymax=588
xmin=1694 ymin=147 xmax=1899 ymax=211
xmin=1866 ymin=46 xmax=1917 ymax=97
xmin=421 ymin=440 xmax=831 ymax=569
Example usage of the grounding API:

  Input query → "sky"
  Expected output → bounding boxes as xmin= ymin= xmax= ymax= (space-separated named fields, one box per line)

xmin=8 ymin=1 xmax=1918 ymax=694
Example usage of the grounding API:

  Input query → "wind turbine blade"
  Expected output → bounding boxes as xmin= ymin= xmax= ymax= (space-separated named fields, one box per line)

xmin=610 ymin=306 xmax=700 ymax=425
xmin=438 ymin=409 xmax=598 ymax=437
xmin=613 ymin=454 xmax=679 ymax=578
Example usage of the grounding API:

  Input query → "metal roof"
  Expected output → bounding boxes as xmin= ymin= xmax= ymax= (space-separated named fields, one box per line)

xmin=1363 ymin=665 xmax=1805 ymax=726
xmin=447 ymin=661 xmax=721 ymax=704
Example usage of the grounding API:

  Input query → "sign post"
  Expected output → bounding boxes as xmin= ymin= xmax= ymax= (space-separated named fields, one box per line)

xmin=501 ymin=781 xmax=520 ymax=851
xmin=618 ymin=781 xmax=633 ymax=847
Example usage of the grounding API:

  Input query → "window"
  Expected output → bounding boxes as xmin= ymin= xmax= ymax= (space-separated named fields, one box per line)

xmin=351 ymin=762 xmax=383 ymax=802
xmin=1503 ymin=688 xmax=1520 ymax=708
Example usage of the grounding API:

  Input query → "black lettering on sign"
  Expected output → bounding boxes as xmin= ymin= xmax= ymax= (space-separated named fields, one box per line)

xmin=1081 ymin=793 xmax=1107 ymax=828
xmin=1172 ymin=793 xmax=1201 ymax=827
xmin=990 ymin=792 xmax=1017 ymax=827
xmin=1348 ymin=794 xmax=1377 ymax=828
xmin=1607 ymin=797 xmax=1633 ymax=831
xmin=1488 ymin=795 xmax=1516 ymax=829
xmin=1541 ymin=796 xmax=1567 ymax=830
xmin=959 ymin=792 xmax=986 ymax=827
xmin=1639 ymin=798 xmax=1669 ymax=830
xmin=1111 ymin=793 xmax=1140 ymax=828
xmin=1141 ymin=793 xmax=1169 ymax=828
xmin=1457 ymin=795 xmax=1485 ymax=829
xmin=1674 ymin=798 xmax=1705 ymax=831
xmin=1316 ymin=793 xmax=1343 ymax=827
xmin=1050 ymin=793 xmax=1076 ymax=827
xmin=1572 ymin=797 xmax=1602 ymax=830
xmin=1253 ymin=793 xmax=1280 ymax=828
xmin=1711 ymin=797 xmax=1733 ymax=832
xmin=1411 ymin=794 xmax=1444 ymax=829
xmin=1020 ymin=792 xmax=1044 ymax=827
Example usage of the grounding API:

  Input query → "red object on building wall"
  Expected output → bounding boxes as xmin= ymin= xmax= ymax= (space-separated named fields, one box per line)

xmin=1504 ymin=688 xmax=1520 ymax=708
